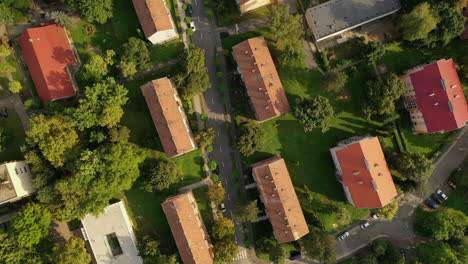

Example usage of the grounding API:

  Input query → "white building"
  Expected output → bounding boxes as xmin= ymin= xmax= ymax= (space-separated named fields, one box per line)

xmin=132 ymin=0 xmax=178 ymax=45
xmin=81 ymin=201 xmax=142 ymax=264
xmin=0 ymin=161 xmax=35 ymax=205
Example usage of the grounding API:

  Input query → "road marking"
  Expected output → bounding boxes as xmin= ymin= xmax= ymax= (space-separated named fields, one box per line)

xmin=211 ymin=98 xmax=214 ymax=104
xmin=219 ymin=146 xmax=222 ymax=152
xmin=224 ymin=178 xmax=228 ymax=185
xmin=217 ymin=131 xmax=220 ymax=136
xmin=200 ymin=33 xmax=203 ymax=39
xmin=222 ymin=161 xmax=225 ymax=167
xmin=227 ymin=194 xmax=231 ymax=200
xmin=234 ymin=249 xmax=248 ymax=260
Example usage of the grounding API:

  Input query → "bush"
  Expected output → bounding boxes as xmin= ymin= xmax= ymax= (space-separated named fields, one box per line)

xmin=210 ymin=173 xmax=219 ymax=182
xmin=200 ymin=114 xmax=208 ymax=121
xmin=8 ymin=81 xmax=22 ymax=93
xmin=208 ymin=160 xmax=217 ymax=171
xmin=187 ymin=28 xmax=194 ymax=36
xmin=205 ymin=145 xmax=214 ymax=152
xmin=24 ymin=98 xmax=41 ymax=111
xmin=184 ymin=16 xmax=192 ymax=23
xmin=374 ymin=199 xmax=399 ymax=220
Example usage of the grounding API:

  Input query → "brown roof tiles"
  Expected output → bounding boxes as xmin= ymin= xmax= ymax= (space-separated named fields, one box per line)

xmin=140 ymin=78 xmax=197 ymax=158
xmin=252 ymin=156 xmax=309 ymax=243
xmin=232 ymin=37 xmax=290 ymax=122
xmin=132 ymin=0 xmax=174 ymax=39
xmin=162 ymin=192 xmax=214 ymax=264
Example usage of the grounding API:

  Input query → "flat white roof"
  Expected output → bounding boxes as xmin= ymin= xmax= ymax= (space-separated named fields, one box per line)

xmin=0 ymin=161 xmax=35 ymax=205
xmin=81 ymin=201 xmax=142 ymax=264
xmin=306 ymin=0 xmax=401 ymax=41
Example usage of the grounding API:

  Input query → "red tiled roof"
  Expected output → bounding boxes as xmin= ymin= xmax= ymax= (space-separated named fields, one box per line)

xmin=407 ymin=59 xmax=468 ymax=133
xmin=161 ymin=192 xmax=214 ymax=264
xmin=132 ymin=0 xmax=174 ymax=39
xmin=331 ymin=137 xmax=398 ymax=209
xmin=232 ymin=37 xmax=290 ymax=122
xmin=141 ymin=78 xmax=197 ymax=158
xmin=19 ymin=23 xmax=77 ymax=103
xmin=252 ymin=156 xmax=309 ymax=243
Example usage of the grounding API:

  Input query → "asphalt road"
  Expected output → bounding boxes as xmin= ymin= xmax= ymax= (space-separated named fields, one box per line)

xmin=189 ymin=1 xmax=257 ymax=263
xmin=336 ymin=127 xmax=468 ymax=260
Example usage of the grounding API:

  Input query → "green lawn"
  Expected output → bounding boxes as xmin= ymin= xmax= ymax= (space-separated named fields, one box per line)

xmin=0 ymin=110 xmax=26 ymax=161
xmin=192 ymin=186 xmax=213 ymax=229
xmin=445 ymin=169 xmax=468 ymax=213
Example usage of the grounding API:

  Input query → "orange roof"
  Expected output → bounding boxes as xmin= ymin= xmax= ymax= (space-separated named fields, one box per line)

xmin=330 ymin=137 xmax=398 ymax=209
xmin=140 ymin=78 xmax=196 ymax=158
xmin=19 ymin=23 xmax=77 ymax=103
xmin=232 ymin=37 xmax=290 ymax=122
xmin=132 ymin=0 xmax=174 ymax=39
xmin=252 ymin=156 xmax=309 ymax=243
xmin=161 ymin=192 xmax=214 ymax=264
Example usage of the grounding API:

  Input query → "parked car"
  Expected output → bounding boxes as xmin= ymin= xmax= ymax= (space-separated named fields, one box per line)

xmin=425 ymin=199 xmax=438 ymax=209
xmin=436 ymin=189 xmax=448 ymax=200
xmin=337 ymin=232 xmax=349 ymax=240
xmin=289 ymin=251 xmax=301 ymax=260
xmin=431 ymin=193 xmax=443 ymax=204
xmin=189 ymin=21 xmax=196 ymax=32
xmin=447 ymin=180 xmax=457 ymax=189
xmin=1 ymin=107 xmax=7 ymax=118
xmin=186 ymin=4 xmax=193 ymax=17
xmin=219 ymin=203 xmax=226 ymax=213
xmin=360 ymin=221 xmax=370 ymax=229
xmin=371 ymin=213 xmax=380 ymax=219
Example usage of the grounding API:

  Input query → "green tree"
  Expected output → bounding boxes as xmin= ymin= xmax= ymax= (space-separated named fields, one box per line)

xmin=0 ymin=233 xmax=41 ymax=264
xmin=108 ymin=125 xmax=130 ymax=142
xmin=121 ymin=37 xmax=150 ymax=71
xmin=0 ymin=45 xmax=11 ymax=57
xmin=26 ymin=115 xmax=79 ymax=167
xmin=8 ymin=81 xmax=22 ymax=93
xmin=237 ymin=122 xmax=265 ymax=156
xmin=416 ymin=207 xmax=467 ymax=240
xmin=417 ymin=242 xmax=460 ymax=264
xmin=177 ymin=47 xmax=210 ymax=99
xmin=391 ymin=152 xmax=433 ymax=185
xmin=422 ymin=2 xmax=466 ymax=47
xmin=208 ymin=160 xmax=217 ymax=171
xmin=449 ymin=0 xmax=467 ymax=10
xmin=322 ymin=70 xmax=348 ymax=93
xmin=138 ymin=235 xmax=178 ymax=264
xmin=213 ymin=239 xmax=238 ymax=264
xmin=207 ymin=182 xmax=225 ymax=205
xmin=235 ymin=200 xmax=260 ymax=223
xmin=0 ymin=61 xmax=15 ymax=73
xmin=375 ymin=199 xmax=399 ymax=220
xmin=70 ymin=77 xmax=128 ymax=130
xmin=211 ymin=217 xmax=235 ymax=241
xmin=76 ymin=0 xmax=113 ymax=24
xmin=399 ymin=2 xmax=440 ymax=41
xmin=50 ymin=10 xmax=72 ymax=28
xmin=301 ymin=232 xmax=336 ymax=264
xmin=118 ymin=60 xmax=137 ymax=79
xmin=257 ymin=237 xmax=289 ymax=264
xmin=364 ymin=73 xmax=404 ymax=118
xmin=294 ymin=96 xmax=335 ymax=133
xmin=11 ymin=203 xmax=52 ymax=248
xmin=143 ymin=160 xmax=179 ymax=192
xmin=365 ymin=41 xmax=386 ymax=64
xmin=195 ymin=128 xmax=216 ymax=147
xmin=0 ymin=3 xmax=15 ymax=24
xmin=82 ymin=50 xmax=115 ymax=82
xmin=51 ymin=237 xmax=91 ymax=264
xmin=268 ymin=3 xmax=303 ymax=50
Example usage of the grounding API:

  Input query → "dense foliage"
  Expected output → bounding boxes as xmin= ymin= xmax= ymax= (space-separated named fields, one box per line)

xmin=143 ymin=160 xmax=179 ymax=192
xmin=417 ymin=241 xmax=461 ymax=264
xmin=237 ymin=122 xmax=265 ymax=156
xmin=294 ymin=96 xmax=335 ymax=133
xmin=0 ymin=0 xmax=32 ymax=24
xmin=365 ymin=41 xmax=387 ymax=64
xmin=195 ymin=128 xmax=217 ymax=147
xmin=177 ymin=48 xmax=211 ymax=100
xmin=322 ymin=70 xmax=348 ymax=93
xmin=389 ymin=152 xmax=433 ymax=189
xmin=138 ymin=235 xmax=178 ymax=264
xmin=364 ymin=73 xmax=404 ymax=118
xmin=416 ymin=207 xmax=467 ymax=240
xmin=11 ymin=203 xmax=52 ymax=248
xmin=210 ymin=217 xmax=238 ymax=264
xmin=301 ymin=232 xmax=336 ymax=264
xmin=398 ymin=2 xmax=440 ymax=41
xmin=343 ymin=240 xmax=404 ymax=264
xmin=374 ymin=198 xmax=399 ymax=220
xmin=118 ymin=37 xmax=150 ymax=78
xmin=82 ymin=50 xmax=115 ymax=82
xmin=235 ymin=200 xmax=260 ymax=223
xmin=51 ymin=237 xmax=91 ymax=264
xmin=206 ymin=182 xmax=225 ymax=205
xmin=256 ymin=237 xmax=290 ymax=264
xmin=66 ymin=0 xmax=114 ymax=24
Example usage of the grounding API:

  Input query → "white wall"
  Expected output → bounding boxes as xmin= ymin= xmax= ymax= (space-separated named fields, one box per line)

xmin=148 ymin=29 xmax=178 ymax=45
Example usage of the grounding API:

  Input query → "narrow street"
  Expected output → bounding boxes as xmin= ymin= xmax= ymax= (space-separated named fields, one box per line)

xmin=187 ymin=1 xmax=260 ymax=263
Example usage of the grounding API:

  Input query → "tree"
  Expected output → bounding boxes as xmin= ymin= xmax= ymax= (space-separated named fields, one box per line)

xmin=70 ymin=77 xmax=128 ymax=130
xmin=195 ymin=128 xmax=216 ymax=147
xmin=365 ymin=41 xmax=386 ymax=64
xmin=50 ymin=10 xmax=72 ymax=28
xmin=211 ymin=217 xmax=235 ymax=241
xmin=417 ymin=242 xmax=460 ymax=264
xmin=375 ymin=199 xmax=399 ymax=220
xmin=0 ymin=61 xmax=15 ymax=73
xmin=108 ymin=125 xmax=130 ymax=142
xmin=268 ymin=3 xmax=303 ymax=50
xmin=26 ymin=115 xmax=79 ymax=167
xmin=0 ymin=45 xmax=11 ymax=57
xmin=82 ymin=50 xmax=115 ymax=82
xmin=257 ymin=237 xmax=289 ymax=264
xmin=11 ymin=203 xmax=52 ymax=248
xmin=301 ymin=233 xmax=336 ymax=264
xmin=322 ymin=70 xmax=348 ymax=93
xmin=294 ymin=96 xmax=335 ymax=133
xmin=76 ymin=0 xmax=113 ymax=24
xmin=143 ymin=160 xmax=179 ymax=192
xmin=51 ymin=237 xmax=91 ymax=264
xmin=237 ymin=122 xmax=265 ymax=156
xmin=120 ymin=37 xmax=150 ymax=71
xmin=416 ymin=207 xmax=467 ymax=240
xmin=8 ymin=81 xmax=22 ymax=93
xmin=138 ymin=235 xmax=178 ymax=264
xmin=391 ymin=152 xmax=433 ymax=185
xmin=118 ymin=60 xmax=137 ymax=79
xmin=0 ymin=3 xmax=14 ymax=24
xmin=364 ymin=73 xmax=404 ymax=118
xmin=207 ymin=182 xmax=225 ymax=205
xmin=213 ymin=239 xmax=239 ymax=264
xmin=0 ymin=232 xmax=41 ymax=264
xmin=422 ymin=2 xmax=466 ymax=47
xmin=177 ymin=48 xmax=211 ymax=99
xmin=235 ymin=200 xmax=260 ymax=222
xmin=449 ymin=0 xmax=467 ymax=11
xmin=398 ymin=2 xmax=440 ymax=41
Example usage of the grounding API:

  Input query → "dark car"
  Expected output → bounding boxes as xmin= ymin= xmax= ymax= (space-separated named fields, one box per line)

xmin=400 ymin=248 xmax=406 ymax=258
xmin=289 ymin=251 xmax=301 ymax=260
xmin=425 ymin=199 xmax=438 ymax=209
xmin=1 ymin=107 xmax=7 ymax=118
xmin=431 ymin=193 xmax=443 ymax=204
xmin=186 ymin=4 xmax=193 ymax=17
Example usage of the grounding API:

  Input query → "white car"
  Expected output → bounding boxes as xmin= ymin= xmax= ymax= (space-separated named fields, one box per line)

xmin=360 ymin=221 xmax=370 ymax=229
xmin=189 ymin=21 xmax=196 ymax=32
xmin=436 ymin=189 xmax=448 ymax=200
xmin=338 ymin=232 xmax=349 ymax=240
xmin=220 ymin=203 xmax=226 ymax=213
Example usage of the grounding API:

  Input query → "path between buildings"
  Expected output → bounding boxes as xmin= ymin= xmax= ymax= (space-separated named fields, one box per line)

xmin=0 ymin=94 xmax=30 ymax=131
xmin=178 ymin=177 xmax=212 ymax=193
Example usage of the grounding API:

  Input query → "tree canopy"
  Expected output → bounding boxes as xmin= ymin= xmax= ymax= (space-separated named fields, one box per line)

xmin=206 ymin=182 xmax=225 ymax=205
xmin=11 ymin=203 xmax=52 ymax=248
xmin=235 ymin=200 xmax=260 ymax=223
xmin=390 ymin=152 xmax=433 ymax=186
xmin=294 ymin=96 xmax=335 ymax=133
xmin=416 ymin=207 xmax=467 ymax=240
xmin=237 ymin=122 xmax=265 ymax=156
xmin=69 ymin=0 xmax=114 ymax=24
xmin=211 ymin=217 xmax=235 ymax=241
xmin=418 ymin=241 xmax=461 ymax=264
xmin=119 ymin=37 xmax=150 ymax=77
xmin=374 ymin=198 xmax=399 ymax=220
xmin=195 ymin=128 xmax=216 ymax=147
xmin=301 ymin=232 xmax=336 ymax=264
xmin=143 ymin=160 xmax=179 ymax=192
xmin=365 ymin=41 xmax=387 ymax=64
xmin=322 ymin=70 xmax=348 ymax=93
xmin=51 ymin=237 xmax=91 ymax=264
xmin=399 ymin=2 xmax=440 ymax=41
xmin=256 ymin=237 xmax=289 ymax=264
xmin=138 ymin=235 xmax=178 ymax=264
xmin=364 ymin=73 xmax=404 ymax=118
xmin=82 ymin=50 xmax=115 ymax=82
xmin=213 ymin=239 xmax=238 ymax=264
xmin=177 ymin=48 xmax=211 ymax=99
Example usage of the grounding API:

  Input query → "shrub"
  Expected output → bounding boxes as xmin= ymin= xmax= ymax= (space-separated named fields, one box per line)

xmin=184 ymin=16 xmax=192 ymax=23
xmin=187 ymin=28 xmax=194 ymax=36
xmin=200 ymin=114 xmax=208 ymax=121
xmin=374 ymin=199 xmax=399 ymax=220
xmin=24 ymin=98 xmax=41 ymax=111
xmin=8 ymin=81 xmax=22 ymax=93
xmin=208 ymin=160 xmax=217 ymax=171
xmin=205 ymin=145 xmax=214 ymax=152
xmin=210 ymin=173 xmax=219 ymax=182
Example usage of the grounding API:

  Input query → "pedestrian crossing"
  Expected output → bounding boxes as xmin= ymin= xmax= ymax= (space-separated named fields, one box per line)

xmin=233 ymin=248 xmax=248 ymax=261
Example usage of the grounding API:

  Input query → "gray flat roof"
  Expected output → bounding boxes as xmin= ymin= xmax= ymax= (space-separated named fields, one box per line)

xmin=306 ymin=0 xmax=401 ymax=41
